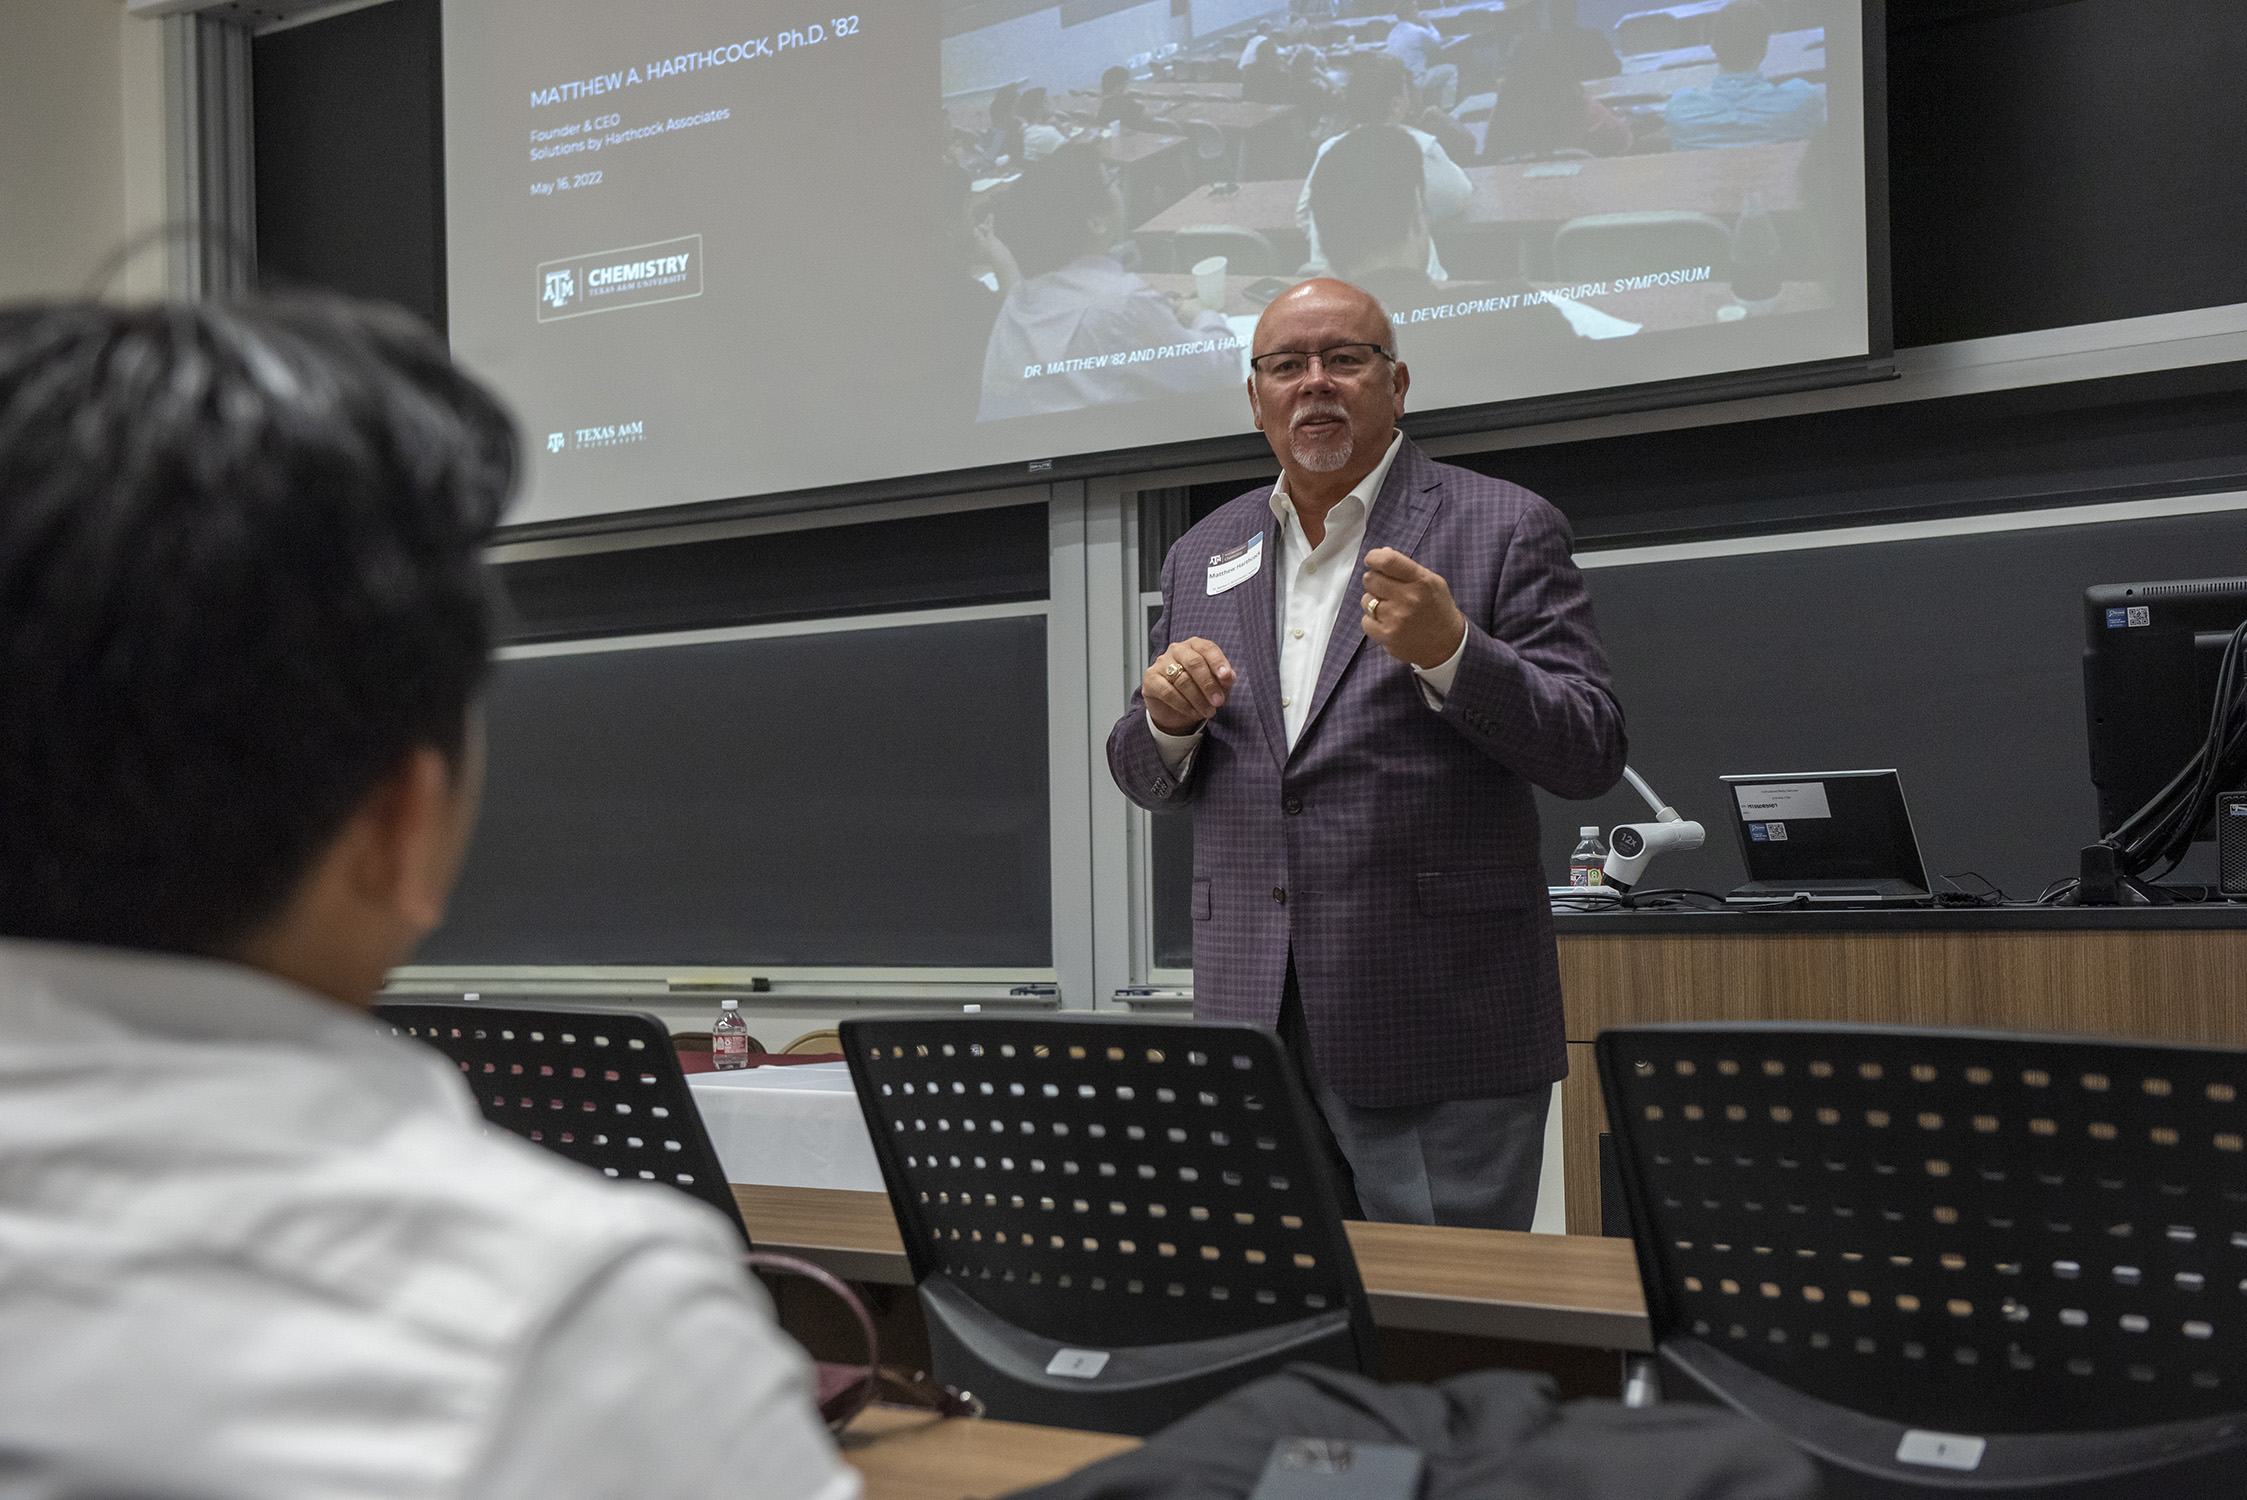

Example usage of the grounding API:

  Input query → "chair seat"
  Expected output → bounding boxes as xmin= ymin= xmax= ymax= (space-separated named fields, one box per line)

xmin=1661 ymin=1338 xmax=2247 ymax=1498
xmin=920 ymin=1278 xmax=1358 ymax=1435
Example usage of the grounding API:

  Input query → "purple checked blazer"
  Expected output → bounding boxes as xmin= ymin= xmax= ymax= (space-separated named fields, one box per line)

xmin=1107 ymin=440 xmax=1626 ymax=1108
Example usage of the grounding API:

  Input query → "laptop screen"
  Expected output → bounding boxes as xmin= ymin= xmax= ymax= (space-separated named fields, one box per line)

xmin=1723 ymin=771 xmax=1930 ymax=889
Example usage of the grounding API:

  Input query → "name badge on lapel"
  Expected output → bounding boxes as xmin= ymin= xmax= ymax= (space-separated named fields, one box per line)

xmin=1206 ymin=533 xmax=1264 ymax=596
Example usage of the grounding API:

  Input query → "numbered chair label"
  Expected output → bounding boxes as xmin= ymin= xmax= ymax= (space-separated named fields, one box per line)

xmin=1045 ymin=1348 xmax=1111 ymax=1379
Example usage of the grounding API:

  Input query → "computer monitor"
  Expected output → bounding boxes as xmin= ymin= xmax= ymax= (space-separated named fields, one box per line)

xmin=2081 ymin=576 xmax=2247 ymax=838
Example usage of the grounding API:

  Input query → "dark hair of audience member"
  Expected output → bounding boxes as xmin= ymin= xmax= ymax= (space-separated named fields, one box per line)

xmin=0 ymin=296 xmax=513 ymax=956
xmin=1710 ymin=0 xmax=1775 ymax=73
xmin=1018 ymin=86 xmax=1051 ymax=121
xmin=988 ymin=83 xmax=1024 ymax=161
xmin=993 ymin=141 xmax=1116 ymax=280
xmin=1342 ymin=52 xmax=1410 ymax=128
xmin=1101 ymin=65 xmax=1130 ymax=94
xmin=1488 ymin=28 xmax=1593 ymax=159
xmin=1307 ymin=124 xmax=1427 ymax=280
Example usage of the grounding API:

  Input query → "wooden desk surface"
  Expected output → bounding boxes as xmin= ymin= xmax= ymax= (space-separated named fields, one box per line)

xmin=1098 ymin=130 xmax=1189 ymax=168
xmin=1129 ymin=81 xmax=1248 ymax=103
xmin=1153 ymin=100 xmax=1300 ymax=134
xmin=1591 ymin=50 xmax=1826 ymax=100
xmin=1052 ymin=88 xmax=1246 ymax=119
xmin=1136 ymin=140 xmax=1806 ymax=236
xmin=1056 ymin=93 xmax=1297 ymax=134
xmin=843 ymin=1406 xmax=1136 ymax=1500
xmin=1464 ymin=143 xmax=1804 ymax=223
xmin=1136 ymin=179 xmax=1301 ymax=237
xmin=735 ymin=1183 xmax=1651 ymax=1351
xmin=1621 ymin=26 xmax=1824 ymax=76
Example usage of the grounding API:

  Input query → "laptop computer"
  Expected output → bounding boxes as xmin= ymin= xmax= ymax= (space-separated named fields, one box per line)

xmin=1720 ymin=769 xmax=1933 ymax=907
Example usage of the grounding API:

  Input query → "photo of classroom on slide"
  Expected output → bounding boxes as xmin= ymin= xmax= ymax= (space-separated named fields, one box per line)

xmin=943 ymin=0 xmax=1864 ymax=425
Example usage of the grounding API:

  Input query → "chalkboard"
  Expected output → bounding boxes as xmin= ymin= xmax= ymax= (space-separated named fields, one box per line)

xmin=1535 ymin=506 xmax=2247 ymax=899
xmin=421 ymin=612 xmax=1051 ymax=966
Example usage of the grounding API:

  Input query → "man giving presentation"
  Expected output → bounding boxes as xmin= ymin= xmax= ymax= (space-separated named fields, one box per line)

xmin=1107 ymin=279 xmax=1626 ymax=1230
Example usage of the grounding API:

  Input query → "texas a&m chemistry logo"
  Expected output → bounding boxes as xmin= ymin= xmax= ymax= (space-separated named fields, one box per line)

xmin=535 ymin=234 xmax=702 ymax=322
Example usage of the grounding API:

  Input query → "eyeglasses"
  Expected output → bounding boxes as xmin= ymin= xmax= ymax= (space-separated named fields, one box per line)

xmin=1248 ymin=343 xmax=1394 ymax=383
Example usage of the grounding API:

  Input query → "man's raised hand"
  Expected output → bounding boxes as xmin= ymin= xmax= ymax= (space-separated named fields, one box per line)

xmin=1361 ymin=547 xmax=1468 ymax=669
xmin=1144 ymin=637 xmax=1236 ymax=735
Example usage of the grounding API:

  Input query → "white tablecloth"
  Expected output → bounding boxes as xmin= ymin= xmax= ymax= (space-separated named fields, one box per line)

xmin=686 ymin=1062 xmax=1567 ymax=1229
xmin=686 ymin=1062 xmax=884 ymax=1192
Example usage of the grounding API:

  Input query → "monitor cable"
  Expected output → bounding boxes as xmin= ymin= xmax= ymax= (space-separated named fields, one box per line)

xmin=2060 ymin=616 xmax=2247 ymax=904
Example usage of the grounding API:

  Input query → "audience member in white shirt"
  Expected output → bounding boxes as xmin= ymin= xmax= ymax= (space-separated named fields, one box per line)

xmin=1297 ymin=53 xmax=1474 ymax=281
xmin=1014 ymin=86 xmax=1069 ymax=161
xmin=1380 ymin=2 xmax=1457 ymax=109
xmin=0 ymin=297 xmax=860 ymax=1500
xmin=980 ymin=141 xmax=1239 ymax=420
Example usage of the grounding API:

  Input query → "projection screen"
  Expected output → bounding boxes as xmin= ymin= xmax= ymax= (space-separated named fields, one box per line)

xmin=444 ymin=0 xmax=1879 ymax=527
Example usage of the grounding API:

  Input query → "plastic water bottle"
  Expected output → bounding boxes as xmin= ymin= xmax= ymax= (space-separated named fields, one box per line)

xmin=712 ymin=998 xmax=750 ymax=1070
xmin=1569 ymin=827 xmax=1608 ymax=888
xmin=1730 ymin=192 xmax=1784 ymax=310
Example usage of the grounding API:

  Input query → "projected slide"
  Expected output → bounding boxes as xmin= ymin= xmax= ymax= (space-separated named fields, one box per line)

xmin=445 ymin=0 xmax=1873 ymax=526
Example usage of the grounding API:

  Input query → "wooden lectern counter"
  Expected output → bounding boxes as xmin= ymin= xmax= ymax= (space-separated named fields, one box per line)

xmin=1554 ymin=905 xmax=2247 ymax=1234
xmin=735 ymin=1183 xmax=1651 ymax=1350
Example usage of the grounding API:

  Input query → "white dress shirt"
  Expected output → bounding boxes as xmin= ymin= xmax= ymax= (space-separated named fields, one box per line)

xmin=0 ymin=938 xmax=860 ymax=1500
xmin=1381 ymin=17 xmax=1444 ymax=76
xmin=1152 ymin=432 xmax=1466 ymax=774
xmin=1297 ymin=127 xmax=1472 ymax=282
xmin=1018 ymin=121 xmax=1068 ymax=160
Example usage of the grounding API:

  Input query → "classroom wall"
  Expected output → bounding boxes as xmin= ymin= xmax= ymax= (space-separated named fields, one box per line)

xmin=1189 ymin=0 xmax=1281 ymax=41
xmin=942 ymin=0 xmax=1187 ymax=97
xmin=0 ymin=0 xmax=167 ymax=303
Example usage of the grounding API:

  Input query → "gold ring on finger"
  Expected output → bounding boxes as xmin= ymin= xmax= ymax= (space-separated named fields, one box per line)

xmin=1163 ymin=661 xmax=1183 ymax=679
xmin=1365 ymin=596 xmax=1380 ymax=619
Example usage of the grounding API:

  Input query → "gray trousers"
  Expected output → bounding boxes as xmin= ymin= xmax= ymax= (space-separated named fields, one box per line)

xmin=1276 ymin=961 xmax=1549 ymax=1231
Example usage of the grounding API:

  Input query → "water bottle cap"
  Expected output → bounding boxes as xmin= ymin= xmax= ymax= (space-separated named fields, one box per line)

xmin=720 ymin=998 xmax=740 ymax=1010
xmin=1580 ymin=826 xmax=1599 ymax=837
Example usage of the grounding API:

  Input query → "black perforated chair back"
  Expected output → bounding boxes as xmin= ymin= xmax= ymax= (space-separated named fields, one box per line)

xmin=843 ymin=1014 xmax=1373 ymax=1432
xmin=1600 ymin=1024 xmax=2247 ymax=1496
xmin=377 ymin=1002 xmax=747 ymax=1245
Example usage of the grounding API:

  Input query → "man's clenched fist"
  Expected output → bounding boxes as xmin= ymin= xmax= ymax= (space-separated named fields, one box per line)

xmin=1360 ymin=547 xmax=1467 ymax=669
xmin=1144 ymin=637 xmax=1236 ymax=735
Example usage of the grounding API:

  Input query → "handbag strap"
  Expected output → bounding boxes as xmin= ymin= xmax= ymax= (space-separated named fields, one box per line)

xmin=745 ymin=1251 xmax=880 ymax=1431
xmin=744 ymin=1253 xmax=984 ymax=1426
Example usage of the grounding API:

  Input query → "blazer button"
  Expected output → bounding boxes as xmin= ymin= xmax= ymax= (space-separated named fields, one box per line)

xmin=1272 ymin=886 xmax=1287 ymax=905
xmin=1282 ymin=795 xmax=1303 ymax=816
